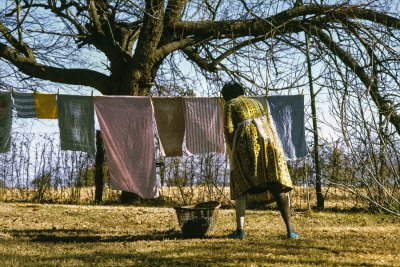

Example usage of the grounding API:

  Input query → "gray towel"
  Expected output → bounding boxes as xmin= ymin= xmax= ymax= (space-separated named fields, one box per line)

xmin=57 ymin=95 xmax=96 ymax=154
xmin=0 ymin=91 xmax=12 ymax=153
xmin=12 ymin=91 xmax=36 ymax=118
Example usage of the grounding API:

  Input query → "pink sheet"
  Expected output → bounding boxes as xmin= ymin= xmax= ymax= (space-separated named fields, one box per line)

xmin=94 ymin=96 xmax=158 ymax=199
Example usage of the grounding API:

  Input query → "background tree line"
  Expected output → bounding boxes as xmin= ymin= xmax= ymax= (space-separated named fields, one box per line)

xmin=0 ymin=130 xmax=398 ymax=214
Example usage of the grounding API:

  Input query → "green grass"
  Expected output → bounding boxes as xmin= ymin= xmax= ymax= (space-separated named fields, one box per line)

xmin=0 ymin=202 xmax=399 ymax=266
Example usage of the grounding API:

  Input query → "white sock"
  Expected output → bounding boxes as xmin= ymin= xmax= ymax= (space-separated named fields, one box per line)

xmin=235 ymin=195 xmax=246 ymax=230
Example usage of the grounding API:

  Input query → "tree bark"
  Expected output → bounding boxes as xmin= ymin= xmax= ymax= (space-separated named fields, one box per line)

xmin=305 ymin=32 xmax=324 ymax=210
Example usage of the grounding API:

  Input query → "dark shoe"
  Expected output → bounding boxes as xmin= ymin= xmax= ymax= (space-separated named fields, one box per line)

xmin=287 ymin=231 xmax=299 ymax=239
xmin=228 ymin=229 xmax=246 ymax=240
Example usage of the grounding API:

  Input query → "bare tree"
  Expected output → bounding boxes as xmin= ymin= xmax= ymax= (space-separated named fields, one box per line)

xmin=321 ymin=57 xmax=400 ymax=214
xmin=1 ymin=0 xmax=400 ymax=207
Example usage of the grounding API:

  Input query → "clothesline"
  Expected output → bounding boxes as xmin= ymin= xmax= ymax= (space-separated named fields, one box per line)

xmin=1 ymin=91 xmax=307 ymax=157
xmin=0 ymin=91 xmax=307 ymax=199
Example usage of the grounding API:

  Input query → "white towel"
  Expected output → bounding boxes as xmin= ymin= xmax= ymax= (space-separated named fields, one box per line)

xmin=94 ymin=96 xmax=158 ymax=199
xmin=183 ymin=97 xmax=225 ymax=155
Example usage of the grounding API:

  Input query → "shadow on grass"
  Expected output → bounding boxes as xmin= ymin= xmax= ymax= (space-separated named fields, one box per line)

xmin=1 ymin=229 xmax=379 ymax=266
xmin=4 ymin=228 xmax=222 ymax=243
xmin=0 ymin=235 xmax=365 ymax=267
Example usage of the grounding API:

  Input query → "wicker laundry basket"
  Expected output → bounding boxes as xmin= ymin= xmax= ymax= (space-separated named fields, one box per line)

xmin=174 ymin=201 xmax=221 ymax=237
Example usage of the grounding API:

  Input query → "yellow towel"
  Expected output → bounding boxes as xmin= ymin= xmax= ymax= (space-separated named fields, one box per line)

xmin=34 ymin=93 xmax=58 ymax=119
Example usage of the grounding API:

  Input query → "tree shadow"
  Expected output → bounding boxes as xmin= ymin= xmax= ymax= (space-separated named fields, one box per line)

xmin=4 ymin=228 xmax=221 ymax=243
xmin=3 ymin=228 xmax=94 ymax=237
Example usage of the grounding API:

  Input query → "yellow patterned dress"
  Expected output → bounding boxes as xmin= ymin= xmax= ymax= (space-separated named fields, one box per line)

xmin=224 ymin=96 xmax=293 ymax=200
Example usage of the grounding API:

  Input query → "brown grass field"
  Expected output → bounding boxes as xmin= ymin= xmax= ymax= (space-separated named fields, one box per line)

xmin=0 ymin=201 xmax=399 ymax=266
xmin=0 ymin=185 xmax=368 ymax=211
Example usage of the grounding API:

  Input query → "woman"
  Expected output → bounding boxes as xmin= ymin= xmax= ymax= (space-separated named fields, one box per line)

xmin=222 ymin=81 xmax=298 ymax=240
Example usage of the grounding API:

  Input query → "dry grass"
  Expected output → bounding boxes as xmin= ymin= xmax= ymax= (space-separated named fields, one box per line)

xmin=0 ymin=202 xmax=399 ymax=266
xmin=0 ymin=185 xmax=369 ymax=211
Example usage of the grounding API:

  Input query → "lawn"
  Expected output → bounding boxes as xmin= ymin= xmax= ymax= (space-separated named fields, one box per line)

xmin=0 ymin=202 xmax=398 ymax=266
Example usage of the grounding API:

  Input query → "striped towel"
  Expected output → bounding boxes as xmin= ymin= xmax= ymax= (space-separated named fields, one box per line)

xmin=34 ymin=92 xmax=58 ymax=119
xmin=183 ymin=97 xmax=225 ymax=155
xmin=12 ymin=91 xmax=36 ymax=118
xmin=0 ymin=91 xmax=12 ymax=153
xmin=152 ymin=97 xmax=185 ymax=157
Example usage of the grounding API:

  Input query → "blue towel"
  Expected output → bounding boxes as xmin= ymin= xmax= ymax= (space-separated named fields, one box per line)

xmin=0 ymin=91 xmax=12 ymax=153
xmin=268 ymin=95 xmax=308 ymax=160
xmin=252 ymin=95 xmax=308 ymax=160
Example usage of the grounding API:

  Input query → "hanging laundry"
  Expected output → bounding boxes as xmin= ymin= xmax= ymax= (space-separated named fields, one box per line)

xmin=253 ymin=95 xmax=308 ymax=160
xmin=34 ymin=92 xmax=58 ymax=119
xmin=12 ymin=91 xmax=36 ymax=118
xmin=0 ymin=91 xmax=12 ymax=153
xmin=94 ymin=96 xmax=158 ymax=199
xmin=183 ymin=97 xmax=225 ymax=155
xmin=152 ymin=97 xmax=185 ymax=157
xmin=251 ymin=96 xmax=270 ymax=119
xmin=57 ymin=94 xmax=95 ymax=154
xmin=267 ymin=95 xmax=308 ymax=160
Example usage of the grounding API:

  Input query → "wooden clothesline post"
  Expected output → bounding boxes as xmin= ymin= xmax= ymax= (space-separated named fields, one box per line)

xmin=94 ymin=130 xmax=104 ymax=204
